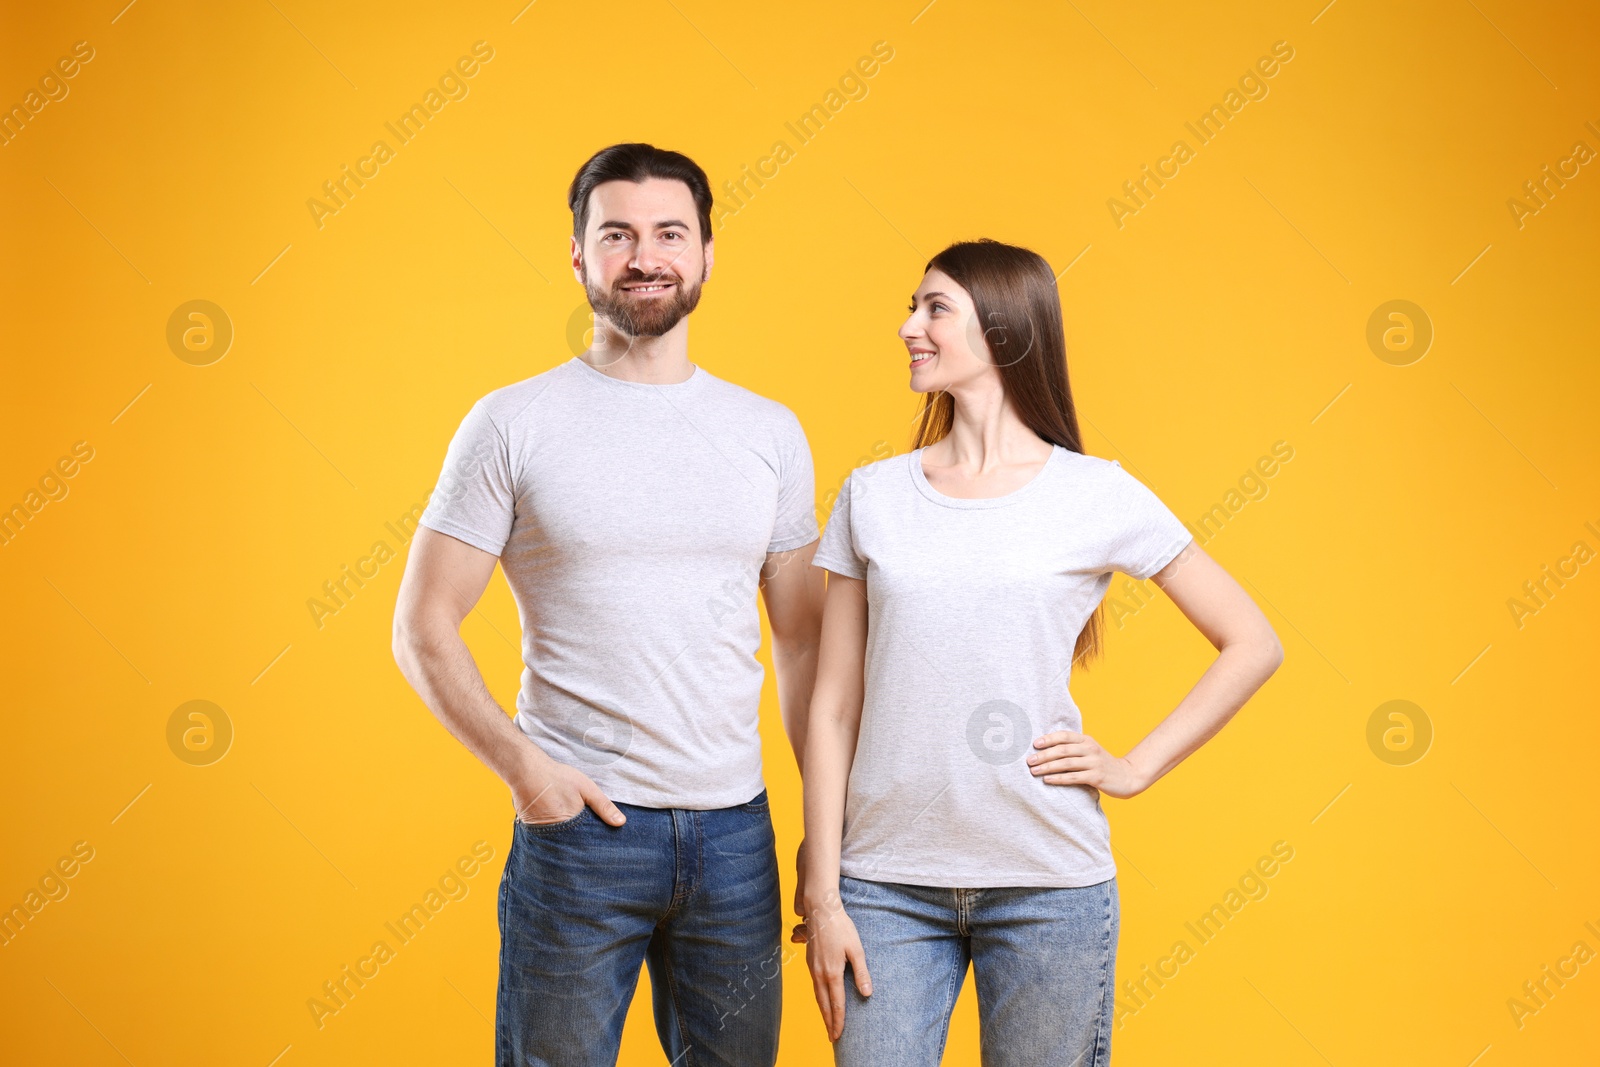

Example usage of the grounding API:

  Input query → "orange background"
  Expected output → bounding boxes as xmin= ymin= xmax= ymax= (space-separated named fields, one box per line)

xmin=2 ymin=1 xmax=1597 ymax=1064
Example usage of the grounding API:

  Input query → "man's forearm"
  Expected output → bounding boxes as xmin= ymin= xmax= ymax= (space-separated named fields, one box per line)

xmin=393 ymin=620 xmax=544 ymax=784
xmin=772 ymin=636 xmax=820 ymax=776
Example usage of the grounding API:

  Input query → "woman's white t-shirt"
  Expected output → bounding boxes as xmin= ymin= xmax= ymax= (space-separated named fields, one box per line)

xmin=812 ymin=444 xmax=1194 ymax=888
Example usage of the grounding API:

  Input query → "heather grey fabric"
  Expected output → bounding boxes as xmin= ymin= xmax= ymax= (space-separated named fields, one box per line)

xmin=420 ymin=357 xmax=818 ymax=809
xmin=813 ymin=446 xmax=1194 ymax=886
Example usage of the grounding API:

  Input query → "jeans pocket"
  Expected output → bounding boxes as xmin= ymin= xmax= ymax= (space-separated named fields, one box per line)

xmin=742 ymin=789 xmax=770 ymax=811
xmin=517 ymin=807 xmax=590 ymax=835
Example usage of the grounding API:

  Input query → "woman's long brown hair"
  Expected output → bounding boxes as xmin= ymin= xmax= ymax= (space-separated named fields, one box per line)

xmin=911 ymin=238 xmax=1107 ymax=669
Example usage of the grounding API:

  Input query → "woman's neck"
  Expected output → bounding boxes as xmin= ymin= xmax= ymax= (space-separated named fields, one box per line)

xmin=927 ymin=381 xmax=1052 ymax=471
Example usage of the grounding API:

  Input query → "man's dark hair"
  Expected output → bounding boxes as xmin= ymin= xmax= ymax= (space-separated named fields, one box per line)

xmin=567 ymin=143 xmax=714 ymax=246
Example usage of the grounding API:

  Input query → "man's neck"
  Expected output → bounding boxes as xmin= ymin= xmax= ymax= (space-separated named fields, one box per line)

xmin=581 ymin=322 xmax=694 ymax=384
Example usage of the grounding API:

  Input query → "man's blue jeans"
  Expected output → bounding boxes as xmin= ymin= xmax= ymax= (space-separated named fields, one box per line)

xmin=831 ymin=874 xmax=1120 ymax=1067
xmin=495 ymin=789 xmax=783 ymax=1067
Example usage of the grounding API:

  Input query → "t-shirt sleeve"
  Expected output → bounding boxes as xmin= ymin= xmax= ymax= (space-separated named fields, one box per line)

xmin=767 ymin=409 xmax=820 ymax=554
xmin=812 ymin=472 xmax=866 ymax=579
xmin=1102 ymin=460 xmax=1194 ymax=580
xmin=417 ymin=399 xmax=516 ymax=557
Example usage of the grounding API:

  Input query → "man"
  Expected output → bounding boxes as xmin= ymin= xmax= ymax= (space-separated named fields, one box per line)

xmin=392 ymin=143 xmax=823 ymax=1066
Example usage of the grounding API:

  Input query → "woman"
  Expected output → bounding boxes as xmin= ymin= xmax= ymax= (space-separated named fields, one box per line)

xmin=799 ymin=239 xmax=1284 ymax=1066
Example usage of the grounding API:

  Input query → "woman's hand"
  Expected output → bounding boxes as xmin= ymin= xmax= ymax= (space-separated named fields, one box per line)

xmin=804 ymin=889 xmax=872 ymax=1042
xmin=1027 ymin=730 xmax=1148 ymax=799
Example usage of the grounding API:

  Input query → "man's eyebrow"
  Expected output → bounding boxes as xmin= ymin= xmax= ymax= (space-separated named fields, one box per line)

xmin=912 ymin=291 xmax=952 ymax=302
xmin=596 ymin=219 xmax=693 ymax=231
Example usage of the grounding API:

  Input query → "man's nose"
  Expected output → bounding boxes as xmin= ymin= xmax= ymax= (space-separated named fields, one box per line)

xmin=630 ymin=243 xmax=672 ymax=278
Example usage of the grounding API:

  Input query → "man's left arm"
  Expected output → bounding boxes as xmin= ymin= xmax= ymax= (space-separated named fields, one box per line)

xmin=760 ymin=538 xmax=825 ymax=769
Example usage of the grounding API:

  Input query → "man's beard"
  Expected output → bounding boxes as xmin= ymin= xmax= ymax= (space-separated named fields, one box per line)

xmin=584 ymin=265 xmax=705 ymax=340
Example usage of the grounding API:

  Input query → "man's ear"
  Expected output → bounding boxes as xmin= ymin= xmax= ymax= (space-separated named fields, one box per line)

xmin=572 ymin=233 xmax=592 ymax=281
xmin=702 ymin=237 xmax=714 ymax=281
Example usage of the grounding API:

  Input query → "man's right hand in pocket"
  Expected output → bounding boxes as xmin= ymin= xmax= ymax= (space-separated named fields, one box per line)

xmin=510 ymin=754 xmax=627 ymax=827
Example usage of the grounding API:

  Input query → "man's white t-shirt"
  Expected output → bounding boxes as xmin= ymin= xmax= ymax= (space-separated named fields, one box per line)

xmin=812 ymin=444 xmax=1195 ymax=887
xmin=419 ymin=357 xmax=818 ymax=810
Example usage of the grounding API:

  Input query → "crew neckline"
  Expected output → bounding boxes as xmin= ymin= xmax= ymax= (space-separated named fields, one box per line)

xmin=567 ymin=355 xmax=707 ymax=391
xmin=909 ymin=445 xmax=1062 ymax=509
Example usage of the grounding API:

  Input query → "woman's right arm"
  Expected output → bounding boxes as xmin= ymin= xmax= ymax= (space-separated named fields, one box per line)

xmin=801 ymin=572 xmax=874 ymax=1041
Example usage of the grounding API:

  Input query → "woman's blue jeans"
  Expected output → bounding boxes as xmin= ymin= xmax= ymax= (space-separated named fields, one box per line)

xmin=832 ymin=874 xmax=1120 ymax=1067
